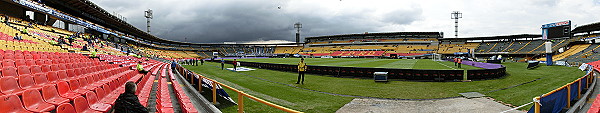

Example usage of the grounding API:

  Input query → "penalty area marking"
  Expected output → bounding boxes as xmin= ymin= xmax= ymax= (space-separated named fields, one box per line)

xmin=435 ymin=61 xmax=458 ymax=70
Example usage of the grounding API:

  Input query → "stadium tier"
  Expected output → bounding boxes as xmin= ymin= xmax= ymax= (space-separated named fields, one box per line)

xmin=4 ymin=0 xmax=600 ymax=112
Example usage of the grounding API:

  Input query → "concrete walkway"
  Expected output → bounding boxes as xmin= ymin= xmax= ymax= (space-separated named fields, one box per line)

xmin=336 ymin=98 xmax=525 ymax=113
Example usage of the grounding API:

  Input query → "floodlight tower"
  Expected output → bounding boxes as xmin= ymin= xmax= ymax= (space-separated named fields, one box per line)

xmin=144 ymin=9 xmax=153 ymax=33
xmin=451 ymin=11 xmax=462 ymax=38
xmin=294 ymin=22 xmax=302 ymax=44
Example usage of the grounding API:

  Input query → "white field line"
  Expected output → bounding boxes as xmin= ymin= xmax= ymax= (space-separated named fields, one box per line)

xmin=435 ymin=61 xmax=458 ymax=70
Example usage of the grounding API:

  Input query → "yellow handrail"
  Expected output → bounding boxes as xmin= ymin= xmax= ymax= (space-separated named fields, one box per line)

xmin=533 ymin=72 xmax=593 ymax=113
xmin=184 ymin=68 xmax=303 ymax=113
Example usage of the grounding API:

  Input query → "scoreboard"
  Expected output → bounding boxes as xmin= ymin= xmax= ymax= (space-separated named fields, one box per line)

xmin=542 ymin=20 xmax=571 ymax=39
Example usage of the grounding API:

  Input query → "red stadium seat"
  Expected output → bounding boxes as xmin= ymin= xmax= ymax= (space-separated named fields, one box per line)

xmin=51 ymin=64 xmax=60 ymax=71
xmin=59 ymin=64 xmax=67 ymax=70
xmin=56 ymin=103 xmax=76 ymax=113
xmin=25 ymin=60 xmax=36 ymax=66
xmin=3 ymin=53 xmax=14 ymax=60
xmin=56 ymin=81 xmax=79 ymax=100
xmin=68 ymin=79 xmax=84 ymax=94
xmin=18 ymin=75 xmax=42 ymax=90
xmin=46 ymin=71 xmax=60 ymax=83
xmin=85 ymin=91 xmax=111 ymax=112
xmin=41 ymin=65 xmax=51 ymax=73
xmin=41 ymin=85 xmax=69 ymax=105
xmin=35 ymin=59 xmax=44 ymax=65
xmin=24 ymin=54 xmax=33 ymax=60
xmin=22 ymin=89 xmax=55 ymax=112
xmin=2 ymin=66 xmax=18 ymax=78
xmin=17 ymin=65 xmax=31 ymax=75
xmin=15 ymin=59 xmax=26 ymax=66
xmin=14 ymin=54 xmax=24 ymax=60
xmin=66 ymin=69 xmax=76 ymax=78
xmin=73 ymin=96 xmax=102 ymax=113
xmin=0 ymin=95 xmax=32 ymax=113
xmin=0 ymin=76 xmax=25 ymax=95
xmin=57 ymin=70 xmax=69 ymax=81
xmin=30 ymin=65 xmax=43 ymax=74
xmin=33 ymin=73 xmax=50 ymax=86
xmin=98 ymin=84 xmax=118 ymax=105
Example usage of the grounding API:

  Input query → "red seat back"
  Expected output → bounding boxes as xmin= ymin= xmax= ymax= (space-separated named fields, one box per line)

xmin=25 ymin=60 xmax=35 ymax=66
xmin=56 ymin=103 xmax=76 ymax=113
xmin=33 ymin=73 xmax=49 ymax=85
xmin=0 ymin=76 xmax=23 ymax=95
xmin=15 ymin=59 xmax=26 ymax=66
xmin=73 ymin=96 xmax=91 ymax=113
xmin=57 ymin=70 xmax=68 ymax=81
xmin=30 ymin=65 xmax=43 ymax=74
xmin=51 ymin=64 xmax=61 ymax=71
xmin=56 ymin=81 xmax=72 ymax=97
xmin=68 ymin=79 xmax=80 ymax=91
xmin=0 ymin=95 xmax=30 ymax=112
xmin=17 ymin=66 xmax=31 ymax=75
xmin=18 ymin=75 xmax=37 ymax=90
xmin=2 ymin=66 xmax=17 ymax=78
xmin=41 ymin=65 xmax=52 ymax=72
xmin=42 ymin=85 xmax=61 ymax=102
xmin=22 ymin=89 xmax=55 ymax=112
xmin=46 ymin=71 xmax=59 ymax=83
xmin=84 ymin=91 xmax=98 ymax=104
xmin=94 ymin=88 xmax=105 ymax=99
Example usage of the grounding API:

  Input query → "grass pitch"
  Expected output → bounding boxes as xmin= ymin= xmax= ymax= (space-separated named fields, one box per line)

xmin=183 ymin=58 xmax=584 ymax=112
xmin=232 ymin=58 xmax=481 ymax=70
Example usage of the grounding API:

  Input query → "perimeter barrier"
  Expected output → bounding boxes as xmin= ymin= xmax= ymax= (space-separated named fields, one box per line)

xmin=528 ymin=70 xmax=595 ymax=113
xmin=174 ymin=63 xmax=303 ymax=113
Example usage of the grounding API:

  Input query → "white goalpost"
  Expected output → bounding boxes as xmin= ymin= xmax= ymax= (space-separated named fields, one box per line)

xmin=432 ymin=53 xmax=443 ymax=61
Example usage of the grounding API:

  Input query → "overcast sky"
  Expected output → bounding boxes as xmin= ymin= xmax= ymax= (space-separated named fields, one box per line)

xmin=88 ymin=0 xmax=600 ymax=43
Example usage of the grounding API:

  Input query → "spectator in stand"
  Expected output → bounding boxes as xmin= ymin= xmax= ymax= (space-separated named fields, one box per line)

xmin=296 ymin=58 xmax=307 ymax=84
xmin=82 ymin=44 xmax=89 ymax=51
xmin=171 ymin=60 xmax=178 ymax=70
xmin=113 ymin=81 xmax=148 ymax=113
xmin=136 ymin=61 xmax=146 ymax=73
xmin=232 ymin=59 xmax=238 ymax=71
xmin=13 ymin=33 xmax=22 ymax=40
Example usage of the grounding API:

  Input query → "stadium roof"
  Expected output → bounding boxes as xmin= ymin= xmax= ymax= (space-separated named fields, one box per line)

xmin=44 ymin=0 xmax=185 ymax=44
xmin=442 ymin=34 xmax=542 ymax=40
xmin=305 ymin=32 xmax=443 ymax=40
xmin=571 ymin=22 xmax=600 ymax=34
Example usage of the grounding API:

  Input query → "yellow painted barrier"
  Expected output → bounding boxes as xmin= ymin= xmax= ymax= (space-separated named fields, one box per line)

xmin=533 ymin=72 xmax=594 ymax=113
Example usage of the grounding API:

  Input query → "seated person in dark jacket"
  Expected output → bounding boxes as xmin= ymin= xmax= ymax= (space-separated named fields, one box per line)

xmin=112 ymin=81 xmax=148 ymax=113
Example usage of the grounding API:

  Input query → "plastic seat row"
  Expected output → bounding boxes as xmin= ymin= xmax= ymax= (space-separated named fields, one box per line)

xmin=169 ymin=65 xmax=198 ymax=113
xmin=0 ymin=65 xmax=142 ymax=112
xmin=589 ymin=94 xmax=600 ymax=113
xmin=138 ymin=72 xmax=156 ymax=107
xmin=157 ymin=77 xmax=175 ymax=113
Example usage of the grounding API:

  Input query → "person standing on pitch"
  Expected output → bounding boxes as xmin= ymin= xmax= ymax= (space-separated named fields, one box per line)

xmin=457 ymin=58 xmax=463 ymax=68
xmin=221 ymin=59 xmax=225 ymax=70
xmin=454 ymin=57 xmax=458 ymax=66
xmin=232 ymin=59 xmax=238 ymax=71
xmin=296 ymin=58 xmax=307 ymax=84
xmin=201 ymin=59 xmax=204 ymax=65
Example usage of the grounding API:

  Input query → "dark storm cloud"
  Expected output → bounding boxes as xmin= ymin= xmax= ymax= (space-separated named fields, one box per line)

xmin=89 ymin=0 xmax=424 ymax=43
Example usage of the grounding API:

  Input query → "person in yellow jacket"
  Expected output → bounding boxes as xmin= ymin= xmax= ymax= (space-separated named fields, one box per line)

xmin=136 ymin=61 xmax=146 ymax=73
xmin=296 ymin=58 xmax=307 ymax=84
